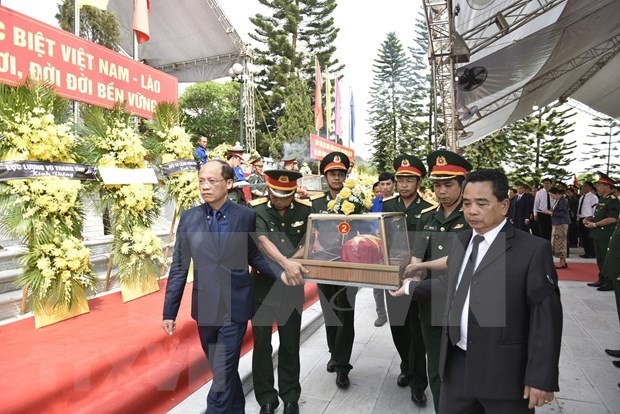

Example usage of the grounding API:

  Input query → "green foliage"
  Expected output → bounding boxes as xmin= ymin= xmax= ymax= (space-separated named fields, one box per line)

xmin=580 ymin=116 xmax=620 ymax=176
xmin=409 ymin=11 xmax=434 ymax=148
xmin=462 ymin=128 xmax=512 ymax=170
xmin=56 ymin=0 xmax=120 ymax=50
xmin=369 ymin=32 xmax=429 ymax=172
xmin=273 ymin=74 xmax=314 ymax=158
xmin=178 ymin=82 xmax=240 ymax=148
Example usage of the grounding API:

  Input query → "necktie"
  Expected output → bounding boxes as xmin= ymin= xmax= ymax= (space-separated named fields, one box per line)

xmin=449 ymin=234 xmax=485 ymax=346
xmin=578 ymin=196 xmax=584 ymax=216
xmin=209 ymin=210 xmax=223 ymax=244
xmin=546 ymin=191 xmax=551 ymax=210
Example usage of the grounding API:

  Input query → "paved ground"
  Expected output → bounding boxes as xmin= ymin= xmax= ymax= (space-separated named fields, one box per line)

xmin=169 ymin=253 xmax=620 ymax=414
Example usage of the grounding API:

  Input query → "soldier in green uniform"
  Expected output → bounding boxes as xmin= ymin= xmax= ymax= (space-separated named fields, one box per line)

xmin=382 ymin=154 xmax=435 ymax=406
xmin=584 ymin=172 xmax=619 ymax=291
xmin=602 ymin=216 xmax=620 ymax=368
xmin=226 ymin=147 xmax=248 ymax=205
xmin=282 ymin=154 xmax=300 ymax=171
xmin=390 ymin=150 xmax=473 ymax=412
xmin=247 ymin=156 xmax=267 ymax=200
xmin=311 ymin=151 xmax=358 ymax=389
xmin=249 ymin=169 xmax=311 ymax=414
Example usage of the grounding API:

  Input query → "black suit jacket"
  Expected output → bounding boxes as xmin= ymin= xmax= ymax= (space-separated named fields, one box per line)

xmin=509 ymin=193 xmax=534 ymax=231
xmin=439 ymin=223 xmax=562 ymax=400
xmin=163 ymin=202 xmax=281 ymax=325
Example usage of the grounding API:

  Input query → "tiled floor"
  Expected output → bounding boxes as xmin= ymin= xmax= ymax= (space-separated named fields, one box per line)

xmin=170 ymin=258 xmax=620 ymax=414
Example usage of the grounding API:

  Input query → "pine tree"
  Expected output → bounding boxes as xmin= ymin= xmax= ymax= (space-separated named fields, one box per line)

xmin=580 ymin=116 xmax=620 ymax=176
xmin=56 ymin=0 xmax=120 ymax=51
xmin=409 ymin=11 xmax=434 ymax=152
xmin=273 ymin=74 xmax=314 ymax=158
xmin=462 ymin=128 xmax=512 ymax=170
xmin=507 ymin=104 xmax=577 ymax=186
xmin=369 ymin=32 xmax=427 ymax=172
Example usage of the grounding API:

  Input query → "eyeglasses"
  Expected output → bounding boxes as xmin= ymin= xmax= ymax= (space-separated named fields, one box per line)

xmin=199 ymin=178 xmax=227 ymax=186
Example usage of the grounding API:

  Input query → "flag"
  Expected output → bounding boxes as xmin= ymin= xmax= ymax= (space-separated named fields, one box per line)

xmin=314 ymin=56 xmax=324 ymax=131
xmin=133 ymin=0 xmax=151 ymax=44
xmin=334 ymin=76 xmax=342 ymax=136
xmin=325 ymin=70 xmax=332 ymax=136
xmin=77 ymin=0 xmax=109 ymax=9
xmin=350 ymin=90 xmax=355 ymax=143
xmin=573 ymin=173 xmax=579 ymax=187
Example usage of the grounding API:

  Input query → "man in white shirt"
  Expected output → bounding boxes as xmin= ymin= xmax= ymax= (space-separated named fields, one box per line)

xmin=577 ymin=181 xmax=598 ymax=258
xmin=533 ymin=178 xmax=553 ymax=241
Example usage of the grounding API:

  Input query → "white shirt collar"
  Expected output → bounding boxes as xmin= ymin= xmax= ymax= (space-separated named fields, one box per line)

xmin=472 ymin=218 xmax=506 ymax=247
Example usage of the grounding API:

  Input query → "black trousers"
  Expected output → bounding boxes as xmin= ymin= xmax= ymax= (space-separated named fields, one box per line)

xmin=537 ymin=214 xmax=552 ymax=241
xmin=439 ymin=346 xmax=533 ymax=414
xmin=578 ymin=218 xmax=595 ymax=256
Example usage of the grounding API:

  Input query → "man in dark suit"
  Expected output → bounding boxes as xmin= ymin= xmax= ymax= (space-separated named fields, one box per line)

xmin=509 ymin=183 xmax=534 ymax=232
xmin=438 ymin=169 xmax=562 ymax=413
xmin=162 ymin=160 xmax=301 ymax=414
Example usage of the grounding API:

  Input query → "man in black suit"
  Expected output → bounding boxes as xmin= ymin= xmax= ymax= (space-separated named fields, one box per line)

xmin=162 ymin=160 xmax=301 ymax=414
xmin=399 ymin=169 xmax=562 ymax=413
xmin=509 ymin=183 xmax=534 ymax=232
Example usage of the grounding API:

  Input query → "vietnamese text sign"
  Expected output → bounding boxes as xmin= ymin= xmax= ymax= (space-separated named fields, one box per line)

xmin=310 ymin=133 xmax=355 ymax=161
xmin=0 ymin=6 xmax=178 ymax=119
xmin=0 ymin=160 xmax=98 ymax=181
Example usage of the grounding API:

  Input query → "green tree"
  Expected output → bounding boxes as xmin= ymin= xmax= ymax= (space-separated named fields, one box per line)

xmin=56 ymin=0 xmax=120 ymax=51
xmin=272 ymin=74 xmax=314 ymax=158
xmin=507 ymin=104 xmax=577 ymax=186
xmin=462 ymin=128 xmax=512 ymax=170
xmin=368 ymin=32 xmax=427 ymax=172
xmin=249 ymin=0 xmax=343 ymax=151
xmin=409 ymin=11 xmax=434 ymax=151
xmin=580 ymin=116 xmax=620 ymax=176
xmin=178 ymin=82 xmax=240 ymax=148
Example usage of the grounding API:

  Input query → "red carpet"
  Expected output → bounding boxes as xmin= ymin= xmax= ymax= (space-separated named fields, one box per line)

xmin=0 ymin=280 xmax=319 ymax=414
xmin=556 ymin=262 xmax=599 ymax=282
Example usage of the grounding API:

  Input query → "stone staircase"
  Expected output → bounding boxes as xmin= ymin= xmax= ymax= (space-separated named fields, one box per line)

xmin=0 ymin=199 xmax=177 ymax=324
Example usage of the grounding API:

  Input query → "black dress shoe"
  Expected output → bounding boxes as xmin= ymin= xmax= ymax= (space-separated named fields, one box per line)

xmin=597 ymin=285 xmax=613 ymax=291
xmin=396 ymin=373 xmax=408 ymax=387
xmin=283 ymin=402 xmax=299 ymax=414
xmin=336 ymin=372 xmax=350 ymax=389
xmin=613 ymin=360 xmax=620 ymax=368
xmin=587 ymin=280 xmax=604 ymax=287
xmin=580 ymin=254 xmax=595 ymax=258
xmin=326 ymin=358 xmax=336 ymax=373
xmin=411 ymin=389 xmax=427 ymax=406
xmin=605 ymin=349 xmax=620 ymax=358
xmin=259 ymin=401 xmax=279 ymax=414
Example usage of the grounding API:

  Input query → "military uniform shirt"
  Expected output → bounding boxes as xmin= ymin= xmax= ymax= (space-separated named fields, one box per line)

xmin=382 ymin=194 xmax=434 ymax=254
xmin=589 ymin=194 xmax=620 ymax=240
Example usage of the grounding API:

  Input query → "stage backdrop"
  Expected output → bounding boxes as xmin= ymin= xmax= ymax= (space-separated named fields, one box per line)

xmin=0 ymin=6 xmax=177 ymax=119
xmin=310 ymin=133 xmax=354 ymax=161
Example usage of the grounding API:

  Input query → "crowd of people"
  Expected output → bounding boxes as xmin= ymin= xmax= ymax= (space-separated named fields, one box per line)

xmin=161 ymin=139 xmax=619 ymax=414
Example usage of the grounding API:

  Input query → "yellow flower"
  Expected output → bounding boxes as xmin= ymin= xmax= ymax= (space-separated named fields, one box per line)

xmin=363 ymin=197 xmax=373 ymax=209
xmin=327 ymin=199 xmax=337 ymax=211
xmin=341 ymin=200 xmax=355 ymax=215
xmin=344 ymin=179 xmax=356 ymax=189
xmin=339 ymin=188 xmax=352 ymax=199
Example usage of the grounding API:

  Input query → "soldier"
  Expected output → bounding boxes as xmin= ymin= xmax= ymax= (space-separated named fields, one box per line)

xmin=247 ymin=156 xmax=267 ymax=200
xmin=584 ymin=172 xmax=619 ymax=291
xmin=249 ymin=169 xmax=311 ymax=414
xmin=282 ymin=154 xmax=299 ymax=171
xmin=226 ymin=146 xmax=248 ymax=205
xmin=390 ymin=150 xmax=473 ymax=412
xmin=382 ymin=154 xmax=435 ymax=406
xmin=311 ymin=151 xmax=358 ymax=389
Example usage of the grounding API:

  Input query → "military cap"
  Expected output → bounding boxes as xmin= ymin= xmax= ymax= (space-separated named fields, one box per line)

xmin=319 ymin=151 xmax=350 ymax=175
xmin=426 ymin=150 xmax=472 ymax=180
xmin=393 ymin=154 xmax=426 ymax=178
xmin=596 ymin=171 xmax=616 ymax=187
xmin=264 ymin=169 xmax=302 ymax=198
xmin=249 ymin=155 xmax=263 ymax=165
xmin=282 ymin=153 xmax=298 ymax=165
xmin=226 ymin=143 xmax=245 ymax=160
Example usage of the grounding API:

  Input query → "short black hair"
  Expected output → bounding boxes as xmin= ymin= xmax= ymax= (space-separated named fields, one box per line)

xmin=463 ymin=168 xmax=509 ymax=202
xmin=207 ymin=159 xmax=234 ymax=180
xmin=373 ymin=181 xmax=380 ymax=190
xmin=584 ymin=181 xmax=593 ymax=188
xmin=378 ymin=172 xmax=395 ymax=182
xmin=542 ymin=178 xmax=552 ymax=183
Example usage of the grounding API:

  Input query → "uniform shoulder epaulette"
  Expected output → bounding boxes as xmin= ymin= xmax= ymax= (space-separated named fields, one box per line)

xmin=310 ymin=193 xmax=326 ymax=201
xmin=294 ymin=198 xmax=312 ymax=207
xmin=382 ymin=195 xmax=398 ymax=202
xmin=249 ymin=197 xmax=268 ymax=207
xmin=421 ymin=204 xmax=440 ymax=215
xmin=611 ymin=194 xmax=618 ymax=199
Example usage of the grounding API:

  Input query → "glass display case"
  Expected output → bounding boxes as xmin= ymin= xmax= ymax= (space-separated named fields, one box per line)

xmin=295 ymin=212 xmax=409 ymax=288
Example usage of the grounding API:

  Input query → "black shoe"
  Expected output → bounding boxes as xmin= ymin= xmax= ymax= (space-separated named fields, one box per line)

xmin=605 ymin=349 xmax=620 ymax=358
xmin=587 ymin=280 xmax=604 ymax=287
xmin=283 ymin=402 xmax=299 ymax=414
xmin=597 ymin=285 xmax=613 ymax=291
xmin=326 ymin=358 xmax=336 ymax=373
xmin=259 ymin=401 xmax=279 ymax=414
xmin=374 ymin=315 xmax=387 ymax=327
xmin=613 ymin=361 xmax=620 ymax=368
xmin=336 ymin=372 xmax=350 ymax=389
xmin=580 ymin=254 xmax=595 ymax=258
xmin=396 ymin=373 xmax=408 ymax=387
xmin=411 ymin=389 xmax=427 ymax=406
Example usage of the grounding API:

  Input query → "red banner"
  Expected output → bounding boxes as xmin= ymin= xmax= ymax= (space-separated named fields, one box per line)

xmin=310 ymin=133 xmax=354 ymax=161
xmin=0 ymin=6 xmax=177 ymax=119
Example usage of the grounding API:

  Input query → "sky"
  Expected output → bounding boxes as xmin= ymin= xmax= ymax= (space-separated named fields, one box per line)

xmin=1 ymin=0 xmax=607 ymax=175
